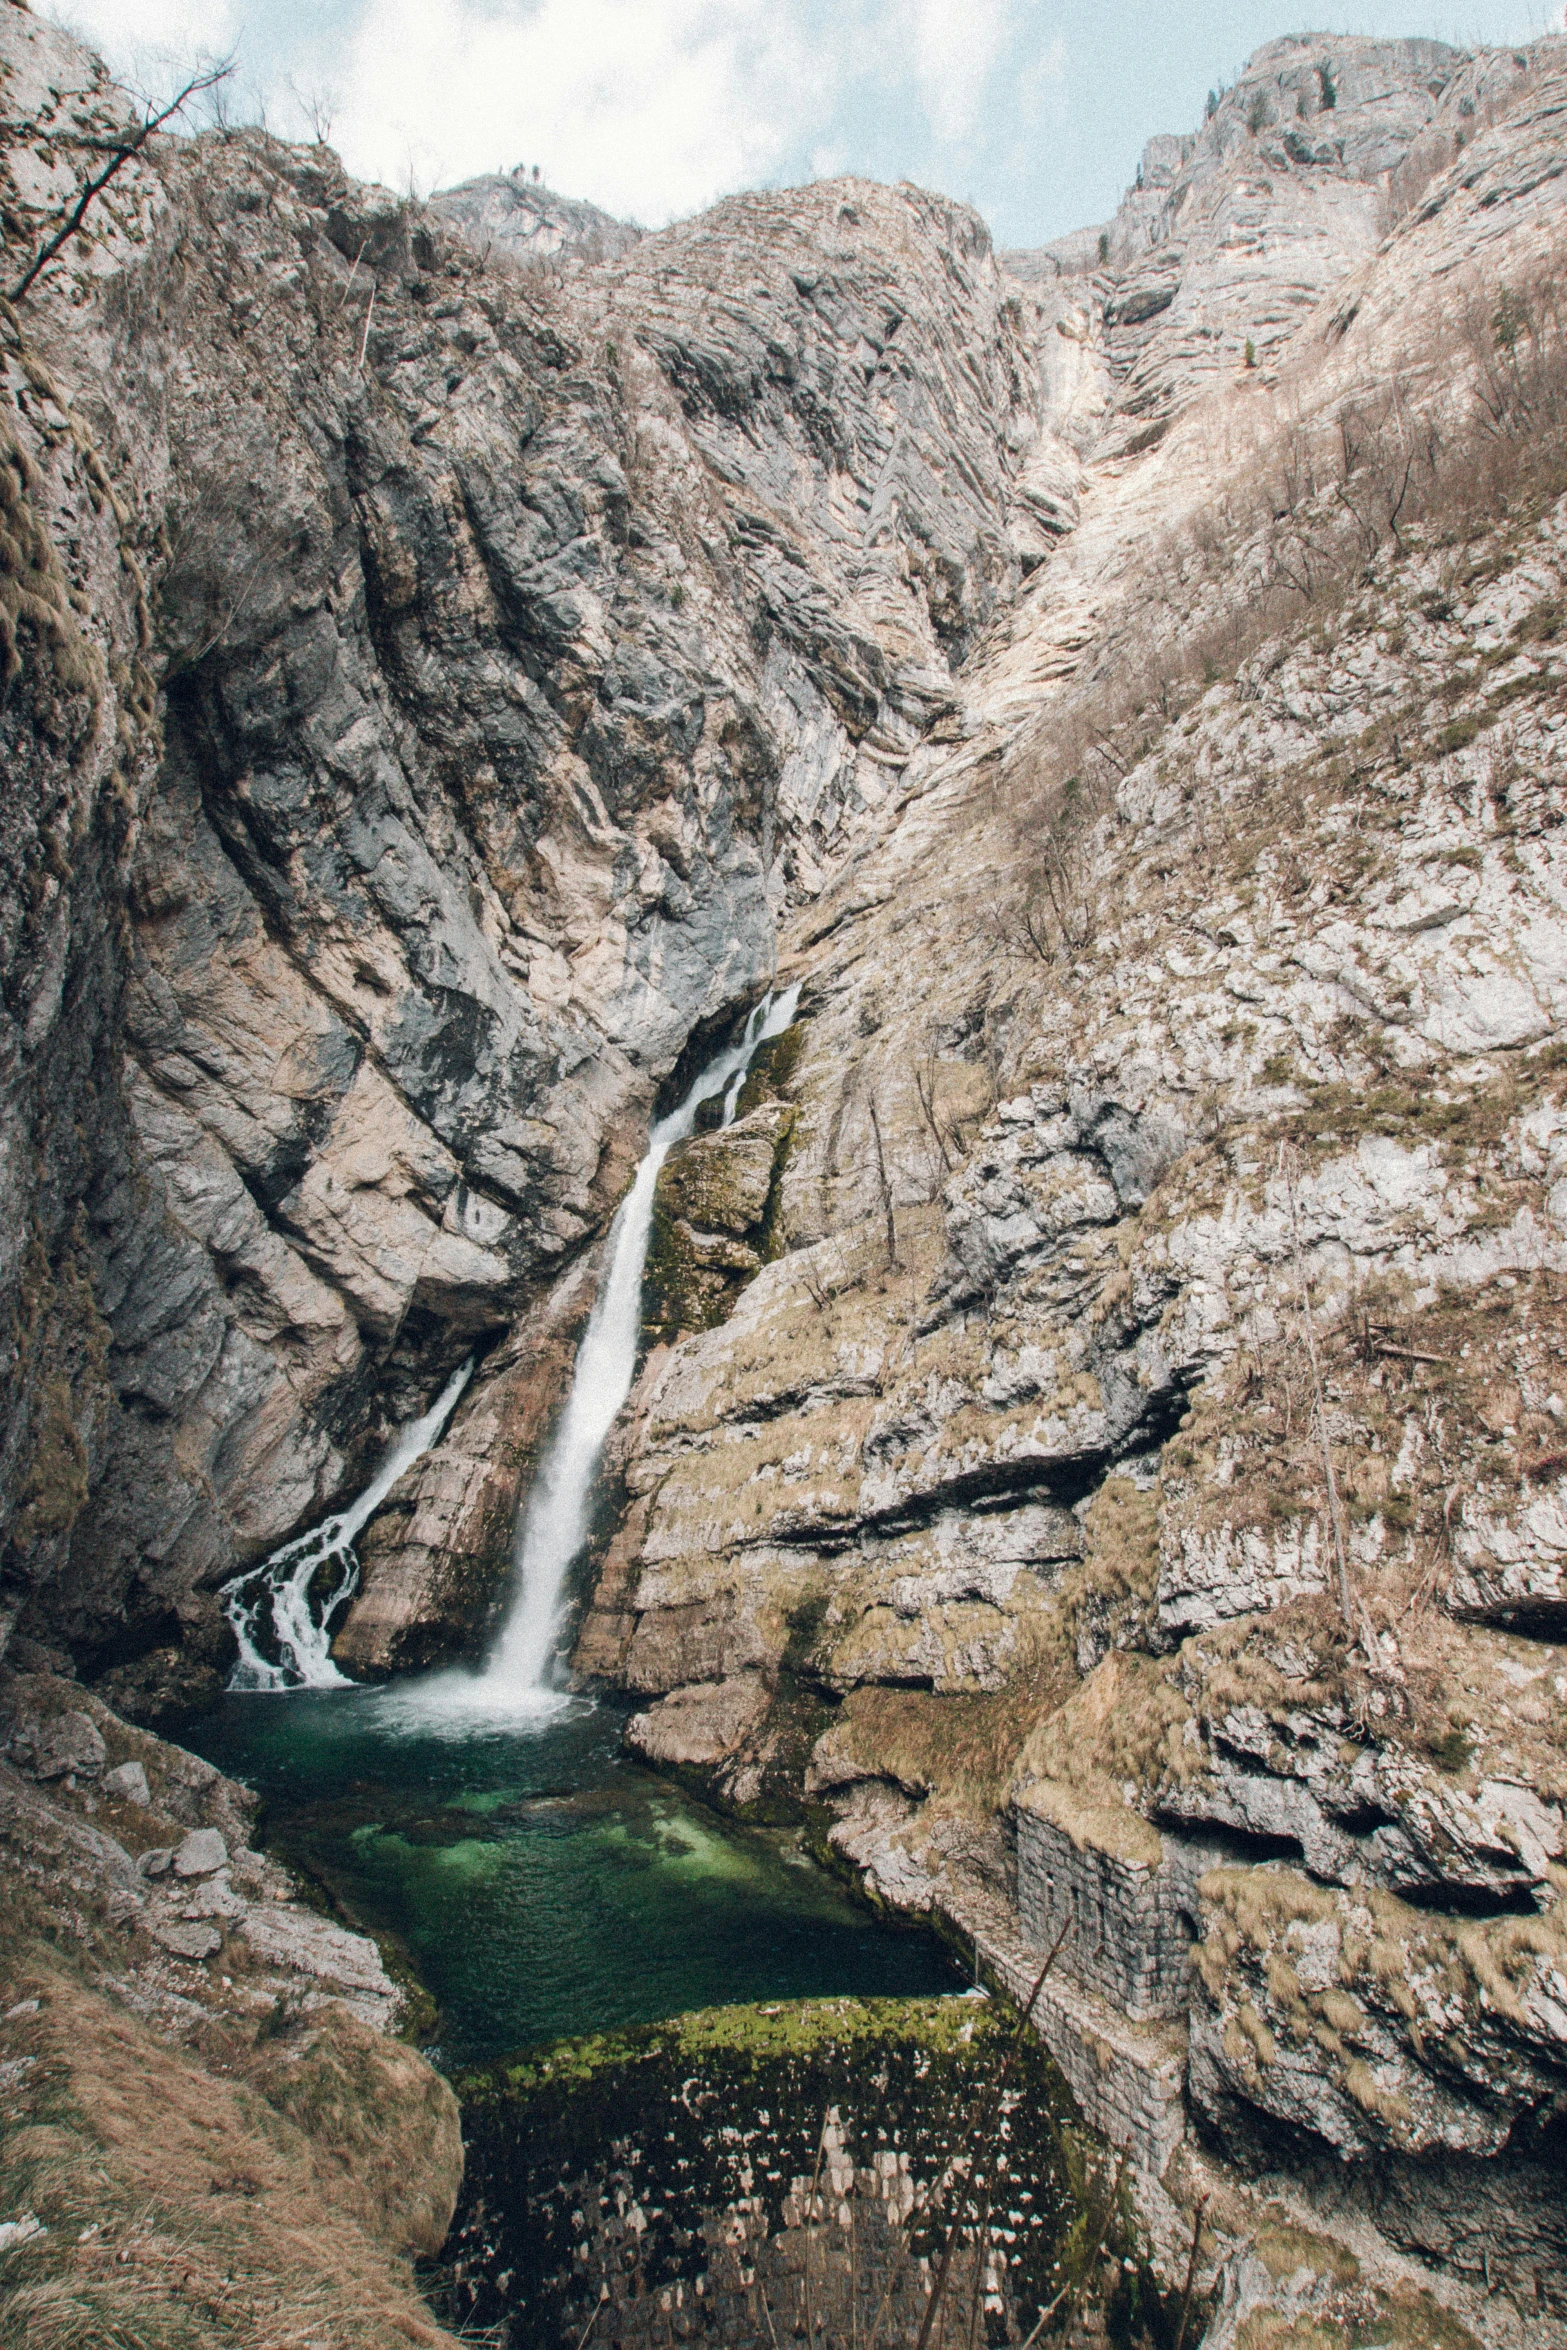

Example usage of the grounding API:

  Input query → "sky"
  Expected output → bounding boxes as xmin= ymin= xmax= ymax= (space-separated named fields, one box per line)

xmin=45 ymin=0 xmax=1563 ymax=248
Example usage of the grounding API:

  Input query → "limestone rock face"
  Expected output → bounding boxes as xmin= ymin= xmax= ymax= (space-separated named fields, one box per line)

xmin=1013 ymin=36 xmax=1537 ymax=443
xmin=1449 ymin=1475 xmax=1567 ymax=1631
xmin=625 ymin=1673 xmax=770 ymax=1769
xmin=0 ymin=6 xmax=1062 ymax=1697
xmin=560 ymin=33 xmax=1567 ymax=2320
xmin=336 ymin=1259 xmax=594 ymax=1673
xmin=430 ymin=171 xmax=641 ymax=266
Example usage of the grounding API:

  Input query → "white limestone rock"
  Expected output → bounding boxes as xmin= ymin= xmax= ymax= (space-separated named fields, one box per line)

xmin=102 ymin=1759 xmax=151 ymax=1805
xmin=172 ymin=1829 xmax=229 ymax=1878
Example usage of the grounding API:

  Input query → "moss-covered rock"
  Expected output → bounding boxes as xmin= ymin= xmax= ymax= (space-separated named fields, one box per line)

xmin=663 ymin=1103 xmax=796 ymax=1236
xmin=646 ymin=1101 xmax=798 ymax=1340
xmin=442 ymin=1993 xmax=1187 ymax=2347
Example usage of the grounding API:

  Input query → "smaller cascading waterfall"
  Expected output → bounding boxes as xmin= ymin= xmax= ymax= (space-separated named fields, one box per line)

xmin=223 ymin=1359 xmax=474 ymax=1690
xmin=481 ymin=984 xmax=801 ymax=1701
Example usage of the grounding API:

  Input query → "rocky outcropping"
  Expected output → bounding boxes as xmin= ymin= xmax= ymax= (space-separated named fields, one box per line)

xmin=430 ymin=169 xmax=641 ymax=267
xmin=0 ymin=0 xmax=1063 ymax=1707
xmin=0 ymin=1662 xmax=465 ymax=2337
xmin=1 ymin=1664 xmax=410 ymax=2023
xmin=566 ymin=32 xmax=1567 ymax=2340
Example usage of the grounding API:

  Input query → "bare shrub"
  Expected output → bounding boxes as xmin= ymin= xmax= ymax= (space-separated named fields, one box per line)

xmin=5 ymin=60 xmax=234 ymax=305
xmin=981 ymin=237 xmax=1567 ymax=965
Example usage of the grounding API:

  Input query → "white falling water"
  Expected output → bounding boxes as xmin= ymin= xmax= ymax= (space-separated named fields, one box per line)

xmin=481 ymin=984 xmax=800 ymax=1701
xmin=223 ymin=1358 xmax=474 ymax=1690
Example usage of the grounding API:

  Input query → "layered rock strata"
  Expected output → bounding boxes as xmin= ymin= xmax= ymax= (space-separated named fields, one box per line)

xmin=0 ymin=0 xmax=1062 ymax=1707
xmin=575 ymin=34 xmax=1567 ymax=2341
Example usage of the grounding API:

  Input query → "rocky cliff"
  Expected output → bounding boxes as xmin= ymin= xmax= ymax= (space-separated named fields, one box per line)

xmin=0 ymin=0 xmax=1052 ymax=1708
xmin=0 ymin=1665 xmax=467 ymax=2342
xmin=6 ymin=5 xmax=1567 ymax=2338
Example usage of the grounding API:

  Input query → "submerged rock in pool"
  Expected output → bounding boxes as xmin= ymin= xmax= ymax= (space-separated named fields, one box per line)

xmin=437 ymin=1995 xmax=1185 ymax=2347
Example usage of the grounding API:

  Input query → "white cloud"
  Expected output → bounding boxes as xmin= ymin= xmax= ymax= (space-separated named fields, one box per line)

xmin=44 ymin=0 xmax=1070 ymax=236
xmin=911 ymin=0 xmax=1019 ymax=145
xmin=333 ymin=0 xmax=829 ymax=221
xmin=45 ymin=0 xmax=241 ymax=92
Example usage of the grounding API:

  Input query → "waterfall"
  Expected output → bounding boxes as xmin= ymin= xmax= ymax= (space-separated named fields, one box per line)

xmin=481 ymin=984 xmax=800 ymax=1699
xmin=223 ymin=1358 xmax=474 ymax=1690
xmin=218 ymin=986 xmax=798 ymax=1720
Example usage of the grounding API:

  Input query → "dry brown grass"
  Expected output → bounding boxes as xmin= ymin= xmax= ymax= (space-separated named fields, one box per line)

xmin=827 ymin=1633 xmax=1079 ymax=1818
xmin=969 ymin=243 xmax=1567 ymax=980
xmin=0 ymin=1919 xmax=463 ymax=2350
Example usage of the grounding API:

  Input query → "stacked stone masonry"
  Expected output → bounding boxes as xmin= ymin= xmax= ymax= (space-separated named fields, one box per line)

xmin=1016 ymin=1789 xmax=1231 ymax=2021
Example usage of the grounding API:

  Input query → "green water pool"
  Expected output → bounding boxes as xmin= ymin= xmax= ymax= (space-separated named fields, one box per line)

xmin=184 ymin=1684 xmax=960 ymax=2067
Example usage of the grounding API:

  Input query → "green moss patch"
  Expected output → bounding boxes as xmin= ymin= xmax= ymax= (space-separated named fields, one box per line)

xmin=443 ymin=1994 xmax=1192 ymax=2346
xmin=645 ymin=1101 xmax=798 ymax=1342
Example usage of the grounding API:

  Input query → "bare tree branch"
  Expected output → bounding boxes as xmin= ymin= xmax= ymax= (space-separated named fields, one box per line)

xmin=1279 ymin=1143 xmax=1358 ymax=1646
xmin=867 ymin=1096 xmax=900 ymax=1270
xmin=7 ymin=61 xmax=234 ymax=306
xmin=913 ymin=1049 xmax=954 ymax=1181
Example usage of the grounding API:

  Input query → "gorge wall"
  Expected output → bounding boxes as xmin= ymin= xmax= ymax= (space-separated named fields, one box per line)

xmin=0 ymin=0 xmax=1053 ymax=1709
xmin=6 ymin=4 xmax=1567 ymax=2339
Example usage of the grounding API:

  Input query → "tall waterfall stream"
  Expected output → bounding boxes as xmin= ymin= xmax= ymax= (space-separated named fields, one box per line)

xmin=185 ymin=988 xmax=956 ymax=2063
xmin=484 ymin=982 xmax=799 ymax=1699
xmin=222 ymin=984 xmax=798 ymax=1705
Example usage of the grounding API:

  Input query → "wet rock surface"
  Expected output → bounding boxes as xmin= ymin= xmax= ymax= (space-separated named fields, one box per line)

xmin=439 ymin=1996 xmax=1168 ymax=2350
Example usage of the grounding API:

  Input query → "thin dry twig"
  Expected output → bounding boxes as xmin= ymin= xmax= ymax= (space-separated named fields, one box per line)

xmin=8 ymin=63 xmax=234 ymax=304
xmin=1279 ymin=1144 xmax=1357 ymax=1643
xmin=914 ymin=1052 xmax=955 ymax=1178
xmin=1171 ymin=2193 xmax=1210 ymax=2350
xmin=804 ymin=2108 xmax=829 ymax=2349
xmin=356 ymin=280 xmax=377 ymax=371
xmin=1053 ymin=2142 xmax=1130 ymax=2346
xmin=1016 ymin=2281 xmax=1070 ymax=2350
xmin=572 ymin=2281 xmax=609 ymax=2350
xmin=337 ymin=234 xmax=369 ymax=305
xmin=868 ymin=1096 xmax=900 ymax=1271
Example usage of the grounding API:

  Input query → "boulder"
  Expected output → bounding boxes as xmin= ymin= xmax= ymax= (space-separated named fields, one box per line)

xmin=151 ymin=1919 xmax=222 ymax=1961
xmin=625 ymin=1676 xmax=770 ymax=1768
xmin=240 ymin=1904 xmax=398 ymax=2008
xmin=172 ymin=1828 xmax=229 ymax=1878
xmin=11 ymin=1710 xmax=106 ymax=1782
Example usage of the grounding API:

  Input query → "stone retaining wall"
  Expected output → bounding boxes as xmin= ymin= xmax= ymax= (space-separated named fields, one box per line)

xmin=1015 ymin=1786 xmax=1229 ymax=2022
xmin=938 ymin=1877 xmax=1190 ymax=2182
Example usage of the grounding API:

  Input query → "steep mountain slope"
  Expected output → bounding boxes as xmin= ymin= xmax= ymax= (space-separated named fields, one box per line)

xmin=0 ymin=0 xmax=1056 ymax=1706
xmin=574 ymin=32 xmax=1567 ymax=2336
xmin=5 ymin=4 xmax=1567 ymax=2336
